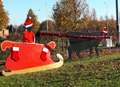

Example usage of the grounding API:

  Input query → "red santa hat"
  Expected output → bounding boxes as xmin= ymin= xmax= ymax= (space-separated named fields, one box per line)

xmin=24 ymin=16 xmax=33 ymax=28
xmin=46 ymin=41 xmax=56 ymax=49
xmin=102 ymin=27 xmax=108 ymax=34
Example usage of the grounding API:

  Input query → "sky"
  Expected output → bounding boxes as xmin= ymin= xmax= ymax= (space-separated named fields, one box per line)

xmin=2 ymin=0 xmax=120 ymax=25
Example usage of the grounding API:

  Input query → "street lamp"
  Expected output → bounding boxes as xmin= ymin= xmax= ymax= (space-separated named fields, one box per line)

xmin=116 ymin=0 xmax=119 ymax=44
xmin=47 ymin=20 xmax=48 ymax=32
xmin=44 ymin=0 xmax=49 ymax=32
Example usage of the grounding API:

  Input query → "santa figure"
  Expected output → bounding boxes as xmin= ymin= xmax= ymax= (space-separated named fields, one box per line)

xmin=102 ymin=27 xmax=108 ymax=34
xmin=11 ymin=16 xmax=35 ymax=61
xmin=23 ymin=16 xmax=35 ymax=43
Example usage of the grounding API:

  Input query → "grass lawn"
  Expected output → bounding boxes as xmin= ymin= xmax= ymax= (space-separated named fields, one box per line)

xmin=0 ymin=53 xmax=120 ymax=87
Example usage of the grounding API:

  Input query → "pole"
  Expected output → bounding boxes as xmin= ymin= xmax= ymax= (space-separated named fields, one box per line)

xmin=47 ymin=20 xmax=48 ymax=31
xmin=44 ymin=0 xmax=48 ymax=32
xmin=116 ymin=0 xmax=119 ymax=44
xmin=104 ymin=1 xmax=108 ymax=28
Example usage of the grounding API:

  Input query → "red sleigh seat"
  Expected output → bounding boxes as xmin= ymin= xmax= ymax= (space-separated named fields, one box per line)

xmin=1 ymin=41 xmax=54 ymax=70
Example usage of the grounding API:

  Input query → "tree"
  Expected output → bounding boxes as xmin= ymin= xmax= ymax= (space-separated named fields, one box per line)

xmin=27 ymin=9 xmax=40 ymax=33
xmin=107 ymin=16 xmax=116 ymax=41
xmin=53 ymin=0 xmax=88 ymax=32
xmin=0 ymin=1 xmax=9 ymax=30
xmin=87 ymin=8 xmax=98 ymax=30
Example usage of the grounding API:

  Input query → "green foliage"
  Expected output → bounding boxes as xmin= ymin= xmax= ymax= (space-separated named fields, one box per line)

xmin=0 ymin=54 xmax=120 ymax=87
xmin=0 ymin=49 xmax=10 ymax=60
xmin=7 ymin=32 xmax=22 ymax=42
xmin=70 ymin=39 xmax=99 ymax=50
xmin=0 ymin=37 xmax=5 ymax=42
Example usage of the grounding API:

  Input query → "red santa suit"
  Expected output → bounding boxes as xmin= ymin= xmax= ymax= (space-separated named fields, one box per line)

xmin=23 ymin=16 xmax=35 ymax=43
xmin=23 ymin=30 xmax=35 ymax=43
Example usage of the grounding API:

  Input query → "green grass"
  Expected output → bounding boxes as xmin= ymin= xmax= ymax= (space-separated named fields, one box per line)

xmin=0 ymin=53 xmax=120 ymax=87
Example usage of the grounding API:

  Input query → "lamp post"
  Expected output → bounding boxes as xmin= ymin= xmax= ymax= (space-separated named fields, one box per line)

xmin=47 ymin=20 xmax=48 ymax=32
xmin=44 ymin=0 xmax=48 ymax=32
xmin=104 ymin=1 xmax=108 ymax=28
xmin=116 ymin=0 xmax=119 ymax=44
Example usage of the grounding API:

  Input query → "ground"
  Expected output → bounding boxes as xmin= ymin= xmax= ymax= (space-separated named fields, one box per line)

xmin=0 ymin=53 xmax=120 ymax=87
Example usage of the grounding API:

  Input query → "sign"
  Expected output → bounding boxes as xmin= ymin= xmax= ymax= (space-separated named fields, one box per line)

xmin=106 ymin=36 xmax=112 ymax=47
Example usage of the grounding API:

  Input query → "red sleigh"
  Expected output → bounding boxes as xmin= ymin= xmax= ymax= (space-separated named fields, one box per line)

xmin=1 ymin=40 xmax=63 ymax=76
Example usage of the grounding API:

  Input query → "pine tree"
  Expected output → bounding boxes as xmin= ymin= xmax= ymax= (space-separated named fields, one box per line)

xmin=0 ymin=0 xmax=9 ymax=30
xmin=27 ymin=9 xmax=40 ymax=33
